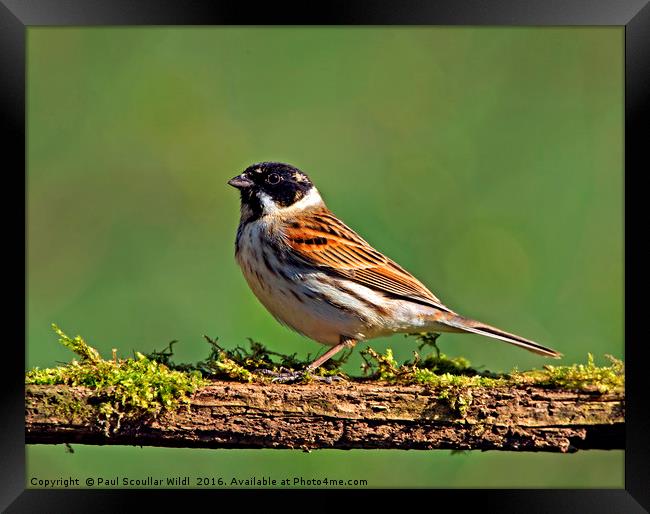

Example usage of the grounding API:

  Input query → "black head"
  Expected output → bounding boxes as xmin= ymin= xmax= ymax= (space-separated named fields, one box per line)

xmin=228 ymin=162 xmax=316 ymax=219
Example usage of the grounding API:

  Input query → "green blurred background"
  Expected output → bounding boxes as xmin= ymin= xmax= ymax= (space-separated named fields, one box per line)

xmin=27 ymin=27 xmax=623 ymax=488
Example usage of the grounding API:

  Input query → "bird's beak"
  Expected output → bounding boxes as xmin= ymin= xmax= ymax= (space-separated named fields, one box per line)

xmin=228 ymin=174 xmax=254 ymax=189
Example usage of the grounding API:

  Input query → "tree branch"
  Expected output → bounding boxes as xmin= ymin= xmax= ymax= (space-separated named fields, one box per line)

xmin=26 ymin=380 xmax=624 ymax=453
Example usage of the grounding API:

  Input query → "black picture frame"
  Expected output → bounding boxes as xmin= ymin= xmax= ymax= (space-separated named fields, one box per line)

xmin=3 ymin=1 xmax=647 ymax=511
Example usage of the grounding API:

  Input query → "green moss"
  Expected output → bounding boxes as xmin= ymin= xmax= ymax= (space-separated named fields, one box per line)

xmin=359 ymin=343 xmax=624 ymax=392
xmin=359 ymin=346 xmax=507 ymax=416
xmin=27 ymin=327 xmax=624 ymax=423
xmin=145 ymin=335 xmax=350 ymax=383
xmin=511 ymin=353 xmax=624 ymax=393
xmin=142 ymin=332 xmax=624 ymax=397
xmin=358 ymin=343 xmax=624 ymax=417
xmin=26 ymin=324 xmax=206 ymax=434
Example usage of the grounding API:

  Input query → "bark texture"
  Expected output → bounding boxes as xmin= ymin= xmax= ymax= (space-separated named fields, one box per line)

xmin=25 ymin=381 xmax=624 ymax=453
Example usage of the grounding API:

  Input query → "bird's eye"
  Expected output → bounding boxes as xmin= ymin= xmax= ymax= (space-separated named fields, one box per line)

xmin=267 ymin=173 xmax=281 ymax=185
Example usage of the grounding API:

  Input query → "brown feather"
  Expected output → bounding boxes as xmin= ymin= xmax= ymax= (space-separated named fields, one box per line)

xmin=281 ymin=207 xmax=453 ymax=313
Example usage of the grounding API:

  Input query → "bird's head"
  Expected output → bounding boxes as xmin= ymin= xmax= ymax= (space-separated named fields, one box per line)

xmin=228 ymin=162 xmax=322 ymax=220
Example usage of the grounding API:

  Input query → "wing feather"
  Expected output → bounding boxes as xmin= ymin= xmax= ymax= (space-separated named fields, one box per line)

xmin=281 ymin=207 xmax=452 ymax=312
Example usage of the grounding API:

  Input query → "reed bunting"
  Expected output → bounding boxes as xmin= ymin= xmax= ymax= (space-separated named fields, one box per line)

xmin=228 ymin=162 xmax=561 ymax=380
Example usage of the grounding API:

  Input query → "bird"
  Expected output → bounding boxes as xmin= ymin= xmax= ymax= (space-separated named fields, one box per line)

xmin=228 ymin=162 xmax=561 ymax=381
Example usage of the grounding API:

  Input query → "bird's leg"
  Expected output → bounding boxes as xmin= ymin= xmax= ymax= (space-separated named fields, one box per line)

xmin=306 ymin=337 xmax=356 ymax=372
xmin=268 ymin=337 xmax=356 ymax=384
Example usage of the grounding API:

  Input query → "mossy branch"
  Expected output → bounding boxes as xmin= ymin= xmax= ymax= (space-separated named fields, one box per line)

xmin=25 ymin=326 xmax=624 ymax=452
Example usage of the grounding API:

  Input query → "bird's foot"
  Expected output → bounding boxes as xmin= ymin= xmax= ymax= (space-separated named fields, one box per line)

xmin=256 ymin=367 xmax=305 ymax=383
xmin=256 ymin=367 xmax=346 ymax=384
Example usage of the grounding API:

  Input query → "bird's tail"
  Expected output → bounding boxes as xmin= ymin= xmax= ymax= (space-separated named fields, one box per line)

xmin=435 ymin=312 xmax=562 ymax=358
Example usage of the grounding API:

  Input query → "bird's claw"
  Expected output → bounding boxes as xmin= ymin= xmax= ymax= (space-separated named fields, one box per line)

xmin=255 ymin=367 xmax=305 ymax=383
xmin=256 ymin=367 xmax=346 ymax=384
xmin=272 ymin=370 xmax=306 ymax=383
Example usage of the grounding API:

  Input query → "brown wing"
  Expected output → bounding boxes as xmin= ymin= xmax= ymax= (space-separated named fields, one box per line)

xmin=281 ymin=207 xmax=453 ymax=312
